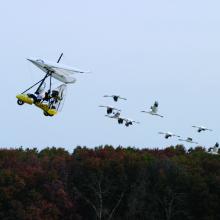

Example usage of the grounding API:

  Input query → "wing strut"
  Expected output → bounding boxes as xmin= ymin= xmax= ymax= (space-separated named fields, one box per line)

xmin=35 ymin=72 xmax=50 ymax=94
xmin=21 ymin=76 xmax=48 ymax=94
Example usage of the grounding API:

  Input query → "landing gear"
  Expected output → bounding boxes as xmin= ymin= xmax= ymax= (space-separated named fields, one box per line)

xmin=43 ymin=111 xmax=53 ymax=117
xmin=43 ymin=111 xmax=49 ymax=116
xmin=17 ymin=99 xmax=24 ymax=105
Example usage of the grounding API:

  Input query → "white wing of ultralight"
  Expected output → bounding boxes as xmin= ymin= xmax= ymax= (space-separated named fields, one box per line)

xmin=27 ymin=58 xmax=87 ymax=84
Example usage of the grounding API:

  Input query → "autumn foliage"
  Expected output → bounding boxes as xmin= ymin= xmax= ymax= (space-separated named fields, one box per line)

xmin=0 ymin=145 xmax=220 ymax=220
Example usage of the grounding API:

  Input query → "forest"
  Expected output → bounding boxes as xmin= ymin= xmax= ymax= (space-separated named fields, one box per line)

xmin=0 ymin=145 xmax=220 ymax=220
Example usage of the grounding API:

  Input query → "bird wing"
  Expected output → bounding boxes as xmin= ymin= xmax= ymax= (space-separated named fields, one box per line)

xmin=141 ymin=110 xmax=148 ymax=113
xmin=132 ymin=120 xmax=140 ymax=124
xmin=151 ymin=105 xmax=158 ymax=113
xmin=192 ymin=125 xmax=200 ymax=129
xmin=158 ymin=132 xmax=166 ymax=135
xmin=112 ymin=107 xmax=121 ymax=111
xmin=119 ymin=97 xmax=127 ymax=100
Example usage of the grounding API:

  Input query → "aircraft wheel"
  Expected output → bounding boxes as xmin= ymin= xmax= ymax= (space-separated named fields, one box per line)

xmin=17 ymin=100 xmax=24 ymax=105
xmin=43 ymin=111 xmax=49 ymax=116
xmin=44 ymin=111 xmax=53 ymax=117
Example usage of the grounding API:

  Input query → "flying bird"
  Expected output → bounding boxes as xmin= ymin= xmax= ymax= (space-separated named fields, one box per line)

xmin=103 ymin=95 xmax=127 ymax=102
xmin=106 ymin=114 xmax=139 ymax=127
xmin=178 ymin=137 xmax=198 ymax=144
xmin=105 ymin=111 xmax=121 ymax=119
xmin=119 ymin=117 xmax=140 ymax=127
xmin=158 ymin=132 xmax=180 ymax=139
xmin=192 ymin=125 xmax=213 ymax=133
xmin=141 ymin=101 xmax=164 ymax=118
xmin=99 ymin=105 xmax=121 ymax=114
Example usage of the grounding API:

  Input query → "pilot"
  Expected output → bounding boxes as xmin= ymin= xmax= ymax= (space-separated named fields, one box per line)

xmin=48 ymin=90 xmax=61 ymax=109
xmin=43 ymin=90 xmax=51 ymax=102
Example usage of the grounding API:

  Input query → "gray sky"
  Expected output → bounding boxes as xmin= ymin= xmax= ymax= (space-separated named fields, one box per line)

xmin=1 ymin=0 xmax=219 ymax=150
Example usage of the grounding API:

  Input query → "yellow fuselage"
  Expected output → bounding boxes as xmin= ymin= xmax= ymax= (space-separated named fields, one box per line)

xmin=16 ymin=94 xmax=57 ymax=116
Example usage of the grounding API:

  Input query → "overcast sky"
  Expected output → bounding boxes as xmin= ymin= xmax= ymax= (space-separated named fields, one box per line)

xmin=1 ymin=0 xmax=219 ymax=151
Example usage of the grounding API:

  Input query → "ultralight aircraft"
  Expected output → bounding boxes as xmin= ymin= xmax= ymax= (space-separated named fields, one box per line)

xmin=16 ymin=53 xmax=86 ymax=116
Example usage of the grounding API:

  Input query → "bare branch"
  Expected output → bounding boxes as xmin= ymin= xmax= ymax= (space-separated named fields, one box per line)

xmin=107 ymin=192 xmax=125 ymax=220
xmin=73 ymin=186 xmax=100 ymax=218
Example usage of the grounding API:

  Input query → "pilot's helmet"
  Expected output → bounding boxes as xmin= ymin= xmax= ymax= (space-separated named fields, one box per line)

xmin=52 ymin=90 xmax=59 ymax=97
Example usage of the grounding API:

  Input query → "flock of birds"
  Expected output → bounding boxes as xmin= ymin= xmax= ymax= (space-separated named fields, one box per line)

xmin=99 ymin=95 xmax=219 ymax=155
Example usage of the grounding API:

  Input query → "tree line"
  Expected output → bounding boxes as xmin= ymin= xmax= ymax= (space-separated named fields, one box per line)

xmin=0 ymin=145 xmax=219 ymax=220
